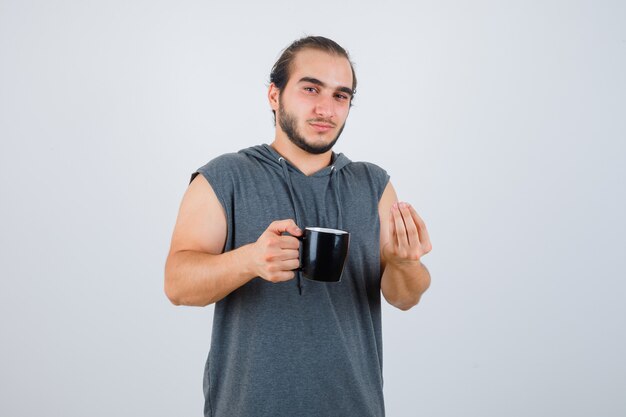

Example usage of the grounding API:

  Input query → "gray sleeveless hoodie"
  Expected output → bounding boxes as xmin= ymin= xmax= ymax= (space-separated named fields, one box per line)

xmin=192 ymin=144 xmax=390 ymax=417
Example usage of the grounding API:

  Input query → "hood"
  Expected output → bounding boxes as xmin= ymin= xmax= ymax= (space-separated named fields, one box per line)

xmin=240 ymin=144 xmax=351 ymax=176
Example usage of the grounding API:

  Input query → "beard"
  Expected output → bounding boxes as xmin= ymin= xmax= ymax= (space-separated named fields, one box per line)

xmin=277 ymin=102 xmax=346 ymax=155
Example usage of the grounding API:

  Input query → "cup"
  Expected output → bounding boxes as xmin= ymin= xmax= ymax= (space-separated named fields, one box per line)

xmin=297 ymin=227 xmax=350 ymax=283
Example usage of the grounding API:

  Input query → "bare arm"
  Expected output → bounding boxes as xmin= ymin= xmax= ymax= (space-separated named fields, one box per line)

xmin=379 ymin=183 xmax=432 ymax=311
xmin=164 ymin=175 xmax=302 ymax=306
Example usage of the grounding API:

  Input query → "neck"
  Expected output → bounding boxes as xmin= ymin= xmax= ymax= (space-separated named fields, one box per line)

xmin=270 ymin=136 xmax=333 ymax=176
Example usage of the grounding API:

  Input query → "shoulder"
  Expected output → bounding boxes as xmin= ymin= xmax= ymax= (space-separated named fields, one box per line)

xmin=196 ymin=152 xmax=248 ymax=174
xmin=345 ymin=161 xmax=388 ymax=177
xmin=337 ymin=160 xmax=390 ymax=202
xmin=192 ymin=151 xmax=258 ymax=184
xmin=342 ymin=160 xmax=390 ymax=188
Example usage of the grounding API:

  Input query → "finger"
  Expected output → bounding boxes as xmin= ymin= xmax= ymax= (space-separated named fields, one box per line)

xmin=388 ymin=205 xmax=397 ymax=246
xmin=392 ymin=203 xmax=409 ymax=248
xmin=271 ymin=270 xmax=296 ymax=282
xmin=279 ymin=236 xmax=301 ymax=250
xmin=274 ymin=248 xmax=300 ymax=261
xmin=399 ymin=202 xmax=419 ymax=247
xmin=408 ymin=205 xmax=432 ymax=250
xmin=280 ymin=258 xmax=301 ymax=271
xmin=268 ymin=219 xmax=302 ymax=236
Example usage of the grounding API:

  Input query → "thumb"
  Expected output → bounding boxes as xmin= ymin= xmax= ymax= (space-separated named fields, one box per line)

xmin=267 ymin=219 xmax=302 ymax=236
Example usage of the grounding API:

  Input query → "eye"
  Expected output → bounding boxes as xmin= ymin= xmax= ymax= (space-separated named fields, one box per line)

xmin=304 ymin=86 xmax=318 ymax=93
xmin=335 ymin=93 xmax=350 ymax=101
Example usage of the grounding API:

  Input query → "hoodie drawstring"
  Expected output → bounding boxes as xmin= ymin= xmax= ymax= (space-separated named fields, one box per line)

xmin=279 ymin=157 xmax=304 ymax=295
xmin=329 ymin=165 xmax=343 ymax=230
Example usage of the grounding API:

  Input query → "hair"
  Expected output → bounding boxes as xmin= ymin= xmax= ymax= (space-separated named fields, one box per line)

xmin=269 ymin=36 xmax=357 ymax=123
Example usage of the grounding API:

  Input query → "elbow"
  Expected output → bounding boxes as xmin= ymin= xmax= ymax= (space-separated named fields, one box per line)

xmin=164 ymin=260 xmax=186 ymax=306
xmin=164 ymin=256 xmax=178 ymax=305
xmin=384 ymin=285 xmax=429 ymax=311
xmin=163 ymin=254 xmax=218 ymax=307
xmin=392 ymin=295 xmax=422 ymax=311
xmin=164 ymin=275 xmax=182 ymax=306
xmin=163 ymin=272 xmax=214 ymax=307
xmin=382 ymin=282 xmax=427 ymax=311
xmin=164 ymin=256 xmax=194 ymax=306
xmin=382 ymin=261 xmax=431 ymax=312
xmin=165 ymin=291 xmax=181 ymax=306
xmin=164 ymin=279 xmax=206 ymax=306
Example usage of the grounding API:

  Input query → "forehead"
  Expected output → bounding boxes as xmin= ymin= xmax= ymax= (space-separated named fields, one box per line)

xmin=288 ymin=48 xmax=353 ymax=89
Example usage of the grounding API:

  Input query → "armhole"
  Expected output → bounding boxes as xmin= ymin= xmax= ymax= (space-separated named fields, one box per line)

xmin=191 ymin=169 xmax=232 ymax=253
xmin=377 ymin=170 xmax=391 ymax=202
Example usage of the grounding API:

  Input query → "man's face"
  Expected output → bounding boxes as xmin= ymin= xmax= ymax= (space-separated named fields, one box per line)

xmin=274 ymin=48 xmax=354 ymax=154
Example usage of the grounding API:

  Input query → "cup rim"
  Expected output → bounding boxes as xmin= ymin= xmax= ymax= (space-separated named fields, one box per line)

xmin=305 ymin=227 xmax=349 ymax=235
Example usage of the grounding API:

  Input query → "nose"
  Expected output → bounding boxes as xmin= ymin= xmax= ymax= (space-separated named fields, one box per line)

xmin=314 ymin=94 xmax=335 ymax=119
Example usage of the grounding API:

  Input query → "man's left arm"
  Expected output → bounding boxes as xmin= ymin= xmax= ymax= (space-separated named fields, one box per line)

xmin=379 ymin=182 xmax=432 ymax=311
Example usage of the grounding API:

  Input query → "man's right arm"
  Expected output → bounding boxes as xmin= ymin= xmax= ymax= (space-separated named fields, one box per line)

xmin=164 ymin=174 xmax=302 ymax=307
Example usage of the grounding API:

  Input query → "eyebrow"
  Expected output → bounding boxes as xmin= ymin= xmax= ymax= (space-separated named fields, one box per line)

xmin=298 ymin=77 xmax=354 ymax=97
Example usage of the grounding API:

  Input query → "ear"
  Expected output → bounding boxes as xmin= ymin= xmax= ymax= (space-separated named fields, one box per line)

xmin=268 ymin=83 xmax=280 ymax=112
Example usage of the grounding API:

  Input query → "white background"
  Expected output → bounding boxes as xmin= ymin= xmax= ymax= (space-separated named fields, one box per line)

xmin=1 ymin=0 xmax=625 ymax=416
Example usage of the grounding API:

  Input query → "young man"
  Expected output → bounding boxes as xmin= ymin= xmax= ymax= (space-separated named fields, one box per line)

xmin=165 ymin=36 xmax=432 ymax=417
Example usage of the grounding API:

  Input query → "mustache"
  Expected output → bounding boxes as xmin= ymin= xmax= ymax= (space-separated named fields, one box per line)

xmin=307 ymin=118 xmax=336 ymax=127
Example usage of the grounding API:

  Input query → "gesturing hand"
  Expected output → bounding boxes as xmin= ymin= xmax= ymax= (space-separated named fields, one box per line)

xmin=383 ymin=202 xmax=432 ymax=266
xmin=250 ymin=219 xmax=302 ymax=283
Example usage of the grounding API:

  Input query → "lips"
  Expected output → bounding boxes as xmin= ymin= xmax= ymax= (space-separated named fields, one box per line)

xmin=309 ymin=122 xmax=335 ymax=132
